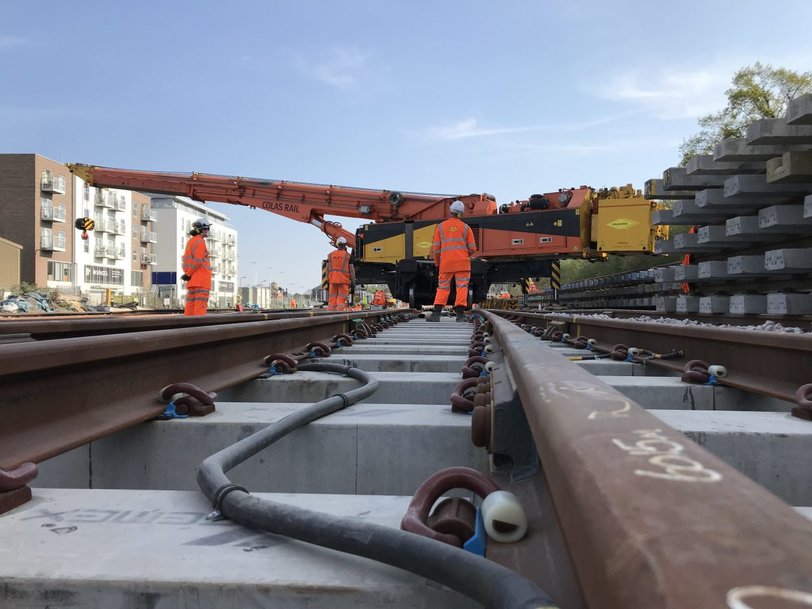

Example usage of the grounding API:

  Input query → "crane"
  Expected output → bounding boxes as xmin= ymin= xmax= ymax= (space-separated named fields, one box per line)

xmin=68 ymin=164 xmax=664 ymax=307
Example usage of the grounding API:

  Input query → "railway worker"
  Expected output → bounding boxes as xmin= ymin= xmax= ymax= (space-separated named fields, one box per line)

xmin=427 ymin=200 xmax=477 ymax=323
xmin=326 ymin=236 xmax=356 ymax=311
xmin=181 ymin=218 xmax=212 ymax=316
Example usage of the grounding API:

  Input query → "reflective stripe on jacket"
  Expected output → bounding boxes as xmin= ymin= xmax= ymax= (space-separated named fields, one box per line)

xmin=182 ymin=234 xmax=212 ymax=289
xmin=327 ymin=249 xmax=352 ymax=284
xmin=431 ymin=217 xmax=477 ymax=273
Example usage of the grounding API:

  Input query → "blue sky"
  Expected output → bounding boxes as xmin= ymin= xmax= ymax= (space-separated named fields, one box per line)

xmin=2 ymin=0 xmax=811 ymax=291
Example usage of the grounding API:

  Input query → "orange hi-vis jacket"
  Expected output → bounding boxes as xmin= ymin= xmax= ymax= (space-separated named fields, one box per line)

xmin=327 ymin=249 xmax=352 ymax=285
xmin=432 ymin=217 xmax=477 ymax=273
xmin=182 ymin=234 xmax=212 ymax=289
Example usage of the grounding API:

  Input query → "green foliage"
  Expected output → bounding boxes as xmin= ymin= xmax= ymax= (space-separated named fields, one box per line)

xmin=679 ymin=62 xmax=812 ymax=165
xmin=561 ymin=254 xmax=679 ymax=283
xmin=11 ymin=281 xmax=38 ymax=295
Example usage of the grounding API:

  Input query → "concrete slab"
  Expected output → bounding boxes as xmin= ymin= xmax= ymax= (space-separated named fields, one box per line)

xmin=759 ymin=204 xmax=812 ymax=229
xmin=335 ymin=343 xmax=468 ymax=355
xmin=218 ymin=371 xmax=463 ymax=405
xmin=662 ymin=167 xmax=728 ymax=190
xmin=598 ymin=376 xmax=714 ymax=410
xmin=360 ymin=336 xmax=471 ymax=346
xmin=766 ymin=150 xmax=812 ymax=183
xmin=724 ymin=174 xmax=812 ymax=201
xmin=0 ymin=489 xmax=476 ymax=609
xmin=317 ymin=354 xmax=466 ymax=372
xmin=694 ymin=188 xmax=770 ymax=212
xmin=767 ymin=293 xmax=812 ymax=315
xmin=764 ymin=247 xmax=812 ymax=272
xmin=713 ymin=138 xmax=801 ymax=161
xmin=653 ymin=410 xmax=812 ymax=505
xmin=787 ymin=93 xmax=812 ymax=126
xmin=35 ymin=403 xmax=487 ymax=495
xmin=746 ymin=118 xmax=812 ymax=145
xmin=685 ymin=154 xmax=764 ymax=175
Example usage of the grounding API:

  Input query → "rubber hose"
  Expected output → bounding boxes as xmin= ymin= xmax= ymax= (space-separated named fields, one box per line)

xmin=196 ymin=363 xmax=555 ymax=609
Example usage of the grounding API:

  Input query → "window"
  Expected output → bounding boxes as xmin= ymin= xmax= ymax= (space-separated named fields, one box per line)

xmin=84 ymin=265 xmax=124 ymax=285
xmin=41 ymin=197 xmax=52 ymax=219
xmin=131 ymin=270 xmax=143 ymax=286
xmin=83 ymin=184 xmax=90 ymax=201
xmin=133 ymin=201 xmax=139 ymax=216
xmin=57 ymin=175 xmax=65 ymax=191
xmin=47 ymin=261 xmax=73 ymax=282
xmin=84 ymin=239 xmax=89 ymax=254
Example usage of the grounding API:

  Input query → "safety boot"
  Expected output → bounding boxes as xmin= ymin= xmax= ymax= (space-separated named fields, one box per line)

xmin=426 ymin=306 xmax=442 ymax=322
xmin=454 ymin=306 xmax=467 ymax=322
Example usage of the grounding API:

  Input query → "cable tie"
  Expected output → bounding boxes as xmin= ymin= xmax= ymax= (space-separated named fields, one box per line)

xmin=211 ymin=483 xmax=249 ymax=513
xmin=336 ymin=392 xmax=350 ymax=409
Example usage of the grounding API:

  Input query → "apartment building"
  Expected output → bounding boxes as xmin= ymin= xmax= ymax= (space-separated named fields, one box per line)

xmin=0 ymin=154 xmax=239 ymax=307
xmin=0 ymin=154 xmax=157 ymax=302
xmin=149 ymin=195 xmax=238 ymax=308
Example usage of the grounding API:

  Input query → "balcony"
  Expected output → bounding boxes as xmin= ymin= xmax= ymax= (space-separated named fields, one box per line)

xmin=41 ymin=176 xmax=65 ymax=194
xmin=42 ymin=235 xmax=66 ymax=251
xmin=139 ymin=228 xmax=157 ymax=243
xmin=95 ymin=192 xmax=114 ymax=209
xmin=114 ymin=196 xmax=126 ymax=212
xmin=141 ymin=209 xmax=158 ymax=222
xmin=140 ymin=253 xmax=157 ymax=265
xmin=42 ymin=206 xmax=66 ymax=223
xmin=94 ymin=245 xmax=110 ymax=258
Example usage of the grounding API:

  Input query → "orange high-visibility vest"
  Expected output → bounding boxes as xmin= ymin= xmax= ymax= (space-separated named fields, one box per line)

xmin=431 ymin=217 xmax=477 ymax=273
xmin=182 ymin=234 xmax=211 ymax=289
xmin=327 ymin=249 xmax=352 ymax=284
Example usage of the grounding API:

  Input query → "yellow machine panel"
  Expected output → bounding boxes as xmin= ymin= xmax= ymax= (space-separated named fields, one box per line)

xmin=592 ymin=196 xmax=657 ymax=252
xmin=361 ymin=224 xmax=437 ymax=264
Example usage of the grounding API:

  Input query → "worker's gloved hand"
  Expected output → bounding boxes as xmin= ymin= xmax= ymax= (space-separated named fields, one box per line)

xmin=181 ymin=274 xmax=191 ymax=281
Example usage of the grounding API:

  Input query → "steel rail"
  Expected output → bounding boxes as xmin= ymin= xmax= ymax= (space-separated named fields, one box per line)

xmin=0 ymin=309 xmax=347 ymax=341
xmin=483 ymin=310 xmax=812 ymax=609
xmin=496 ymin=310 xmax=812 ymax=402
xmin=0 ymin=311 xmax=392 ymax=471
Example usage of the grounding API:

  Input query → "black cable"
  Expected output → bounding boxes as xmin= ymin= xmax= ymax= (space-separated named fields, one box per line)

xmin=197 ymin=362 xmax=556 ymax=609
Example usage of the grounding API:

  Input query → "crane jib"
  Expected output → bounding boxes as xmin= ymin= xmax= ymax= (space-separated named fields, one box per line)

xmin=262 ymin=201 xmax=300 ymax=213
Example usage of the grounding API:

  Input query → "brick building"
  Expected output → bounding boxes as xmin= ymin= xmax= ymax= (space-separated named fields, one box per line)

xmin=0 ymin=154 xmax=155 ymax=302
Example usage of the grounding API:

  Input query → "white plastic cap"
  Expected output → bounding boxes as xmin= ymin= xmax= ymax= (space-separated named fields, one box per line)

xmin=193 ymin=217 xmax=212 ymax=229
xmin=336 ymin=236 xmax=347 ymax=245
xmin=450 ymin=200 xmax=465 ymax=214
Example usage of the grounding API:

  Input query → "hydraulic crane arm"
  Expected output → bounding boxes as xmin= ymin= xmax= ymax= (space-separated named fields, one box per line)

xmin=68 ymin=164 xmax=498 ymax=249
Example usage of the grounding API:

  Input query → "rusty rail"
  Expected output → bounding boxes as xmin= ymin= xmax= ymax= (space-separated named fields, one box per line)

xmin=0 ymin=309 xmax=343 ymax=341
xmin=0 ymin=311 xmax=396 ymax=471
xmin=483 ymin=310 xmax=812 ymax=608
xmin=495 ymin=310 xmax=812 ymax=402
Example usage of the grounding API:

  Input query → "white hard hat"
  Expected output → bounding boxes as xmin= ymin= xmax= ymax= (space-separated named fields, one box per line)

xmin=193 ymin=217 xmax=212 ymax=229
xmin=450 ymin=200 xmax=465 ymax=214
xmin=336 ymin=236 xmax=347 ymax=245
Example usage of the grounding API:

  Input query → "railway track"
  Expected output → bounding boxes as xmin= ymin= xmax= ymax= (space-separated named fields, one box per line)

xmin=1 ymin=309 xmax=810 ymax=608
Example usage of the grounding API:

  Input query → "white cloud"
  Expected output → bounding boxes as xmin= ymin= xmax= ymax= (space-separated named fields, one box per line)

xmin=307 ymin=47 xmax=371 ymax=88
xmin=423 ymin=114 xmax=634 ymax=141
xmin=0 ymin=36 xmax=27 ymax=50
xmin=596 ymin=66 xmax=730 ymax=119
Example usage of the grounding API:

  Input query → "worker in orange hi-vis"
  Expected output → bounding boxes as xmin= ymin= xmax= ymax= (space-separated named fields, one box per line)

xmin=181 ymin=218 xmax=212 ymax=316
xmin=372 ymin=290 xmax=387 ymax=306
xmin=326 ymin=236 xmax=355 ymax=311
xmin=427 ymin=200 xmax=477 ymax=323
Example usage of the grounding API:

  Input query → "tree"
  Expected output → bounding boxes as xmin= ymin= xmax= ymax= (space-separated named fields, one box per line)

xmin=679 ymin=62 xmax=812 ymax=165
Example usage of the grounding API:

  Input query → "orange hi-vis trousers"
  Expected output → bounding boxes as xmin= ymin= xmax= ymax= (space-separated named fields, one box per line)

xmin=433 ymin=271 xmax=470 ymax=308
xmin=185 ymin=287 xmax=210 ymax=316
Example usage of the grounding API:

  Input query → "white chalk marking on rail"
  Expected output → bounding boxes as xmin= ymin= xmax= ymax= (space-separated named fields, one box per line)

xmin=611 ymin=429 xmax=722 ymax=483
xmin=727 ymin=585 xmax=812 ymax=608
